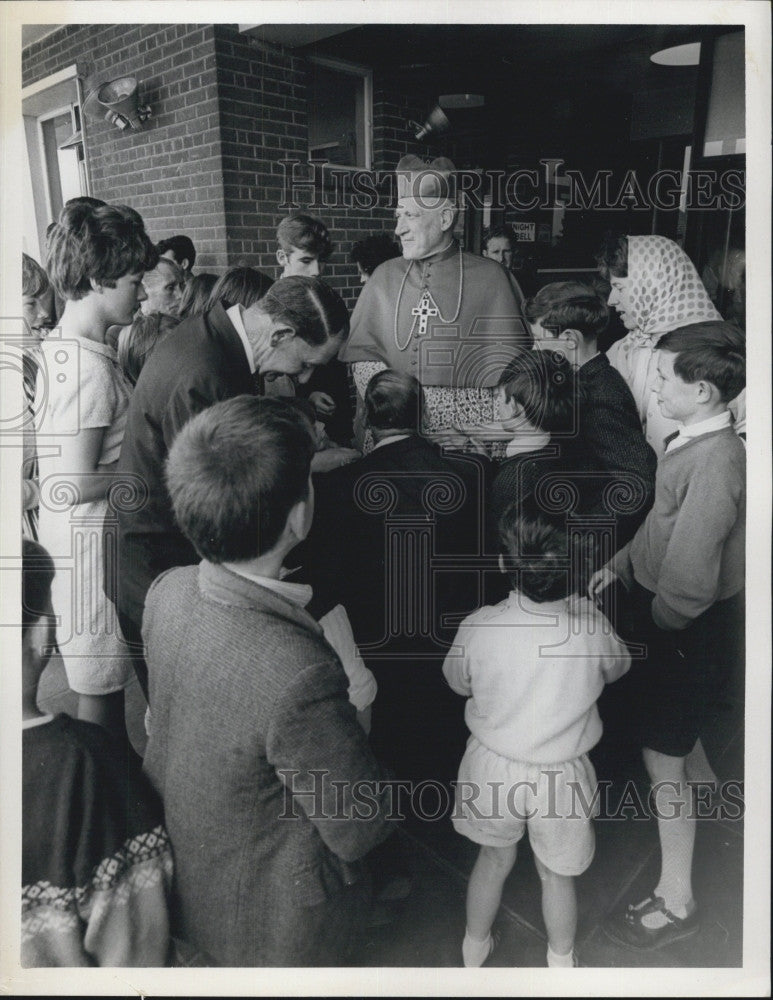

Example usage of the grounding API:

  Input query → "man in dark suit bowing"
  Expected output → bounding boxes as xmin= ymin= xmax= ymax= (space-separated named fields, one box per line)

xmin=299 ymin=369 xmax=490 ymax=785
xmin=106 ymin=276 xmax=351 ymax=697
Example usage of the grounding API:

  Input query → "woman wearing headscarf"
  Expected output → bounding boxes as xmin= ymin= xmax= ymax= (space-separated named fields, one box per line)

xmin=598 ymin=234 xmax=745 ymax=457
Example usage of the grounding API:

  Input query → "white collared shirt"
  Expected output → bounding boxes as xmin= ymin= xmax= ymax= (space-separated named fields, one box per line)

xmin=666 ymin=410 xmax=732 ymax=453
xmin=373 ymin=433 xmax=411 ymax=450
xmin=22 ymin=714 xmax=54 ymax=730
xmin=505 ymin=429 xmax=550 ymax=457
xmin=226 ymin=304 xmax=257 ymax=375
xmin=224 ymin=563 xmax=313 ymax=607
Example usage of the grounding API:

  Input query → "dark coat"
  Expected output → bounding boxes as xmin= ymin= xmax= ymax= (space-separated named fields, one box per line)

xmin=302 ymin=433 xmax=490 ymax=652
xmin=577 ymin=353 xmax=657 ymax=547
xmin=297 ymin=434 xmax=490 ymax=782
xmin=107 ymin=303 xmax=259 ymax=625
xmin=142 ymin=561 xmax=392 ymax=966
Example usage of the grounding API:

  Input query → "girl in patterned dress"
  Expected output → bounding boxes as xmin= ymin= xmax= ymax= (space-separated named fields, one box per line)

xmin=36 ymin=202 xmax=157 ymax=736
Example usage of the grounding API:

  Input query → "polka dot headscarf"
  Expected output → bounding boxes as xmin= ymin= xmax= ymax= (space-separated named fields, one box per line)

xmin=626 ymin=235 xmax=721 ymax=338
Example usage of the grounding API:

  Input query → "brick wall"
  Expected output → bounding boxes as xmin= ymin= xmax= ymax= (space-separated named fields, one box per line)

xmin=23 ymin=24 xmax=229 ymax=271
xmin=213 ymin=26 xmax=431 ymax=306
xmin=24 ymin=23 xmax=449 ymax=302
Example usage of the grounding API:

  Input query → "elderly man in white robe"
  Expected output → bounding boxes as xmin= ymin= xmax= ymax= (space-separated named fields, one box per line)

xmin=340 ymin=156 xmax=529 ymax=453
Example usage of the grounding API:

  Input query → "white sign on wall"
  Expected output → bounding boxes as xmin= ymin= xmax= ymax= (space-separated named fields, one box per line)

xmin=512 ymin=222 xmax=535 ymax=242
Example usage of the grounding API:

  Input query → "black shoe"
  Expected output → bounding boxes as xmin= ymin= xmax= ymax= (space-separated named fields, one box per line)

xmin=603 ymin=894 xmax=699 ymax=951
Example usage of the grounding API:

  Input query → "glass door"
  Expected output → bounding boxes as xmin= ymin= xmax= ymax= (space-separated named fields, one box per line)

xmin=38 ymin=106 xmax=84 ymax=222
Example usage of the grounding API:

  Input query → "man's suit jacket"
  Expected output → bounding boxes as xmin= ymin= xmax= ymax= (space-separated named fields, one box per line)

xmin=298 ymin=434 xmax=490 ymax=782
xmin=108 ymin=303 xmax=258 ymax=625
xmin=302 ymin=433 xmax=489 ymax=653
xmin=142 ymin=560 xmax=392 ymax=966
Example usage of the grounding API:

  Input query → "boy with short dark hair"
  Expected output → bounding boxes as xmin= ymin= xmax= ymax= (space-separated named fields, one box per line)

xmin=157 ymin=234 xmax=197 ymax=279
xmin=276 ymin=213 xmax=332 ymax=278
xmin=445 ymin=511 xmax=630 ymax=967
xmin=527 ymin=281 xmax=657 ymax=549
xmin=589 ymin=320 xmax=745 ymax=950
xmin=142 ymin=395 xmax=392 ymax=966
xmin=490 ymin=348 xmax=583 ymax=527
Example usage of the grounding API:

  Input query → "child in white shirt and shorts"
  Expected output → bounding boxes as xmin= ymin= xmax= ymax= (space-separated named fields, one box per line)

xmin=444 ymin=510 xmax=630 ymax=967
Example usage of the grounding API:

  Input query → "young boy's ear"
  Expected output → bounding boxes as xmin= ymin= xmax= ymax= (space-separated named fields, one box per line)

xmin=276 ymin=248 xmax=288 ymax=268
xmin=695 ymin=379 xmax=716 ymax=404
xmin=499 ymin=395 xmax=519 ymax=419
xmin=287 ymin=491 xmax=313 ymax=543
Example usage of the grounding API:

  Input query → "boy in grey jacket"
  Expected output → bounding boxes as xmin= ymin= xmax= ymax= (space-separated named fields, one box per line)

xmin=142 ymin=395 xmax=393 ymax=966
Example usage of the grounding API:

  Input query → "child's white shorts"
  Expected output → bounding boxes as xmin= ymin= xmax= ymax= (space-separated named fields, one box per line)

xmin=451 ymin=736 xmax=597 ymax=876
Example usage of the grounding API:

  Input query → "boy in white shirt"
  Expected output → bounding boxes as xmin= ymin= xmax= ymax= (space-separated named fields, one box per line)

xmin=589 ymin=320 xmax=745 ymax=951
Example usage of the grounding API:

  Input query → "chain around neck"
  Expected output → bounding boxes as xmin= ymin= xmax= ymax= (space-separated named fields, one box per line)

xmin=393 ymin=242 xmax=464 ymax=352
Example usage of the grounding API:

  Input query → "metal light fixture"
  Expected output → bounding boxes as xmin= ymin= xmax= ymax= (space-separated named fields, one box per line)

xmin=98 ymin=77 xmax=152 ymax=130
xmin=83 ymin=75 xmax=152 ymax=132
xmin=413 ymin=105 xmax=451 ymax=140
xmin=411 ymin=94 xmax=485 ymax=140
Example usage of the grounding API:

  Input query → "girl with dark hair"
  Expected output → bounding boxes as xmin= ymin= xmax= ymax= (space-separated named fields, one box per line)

xmin=36 ymin=202 xmax=157 ymax=736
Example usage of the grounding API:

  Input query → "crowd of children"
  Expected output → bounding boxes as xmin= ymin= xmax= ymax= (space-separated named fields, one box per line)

xmin=18 ymin=201 xmax=746 ymax=968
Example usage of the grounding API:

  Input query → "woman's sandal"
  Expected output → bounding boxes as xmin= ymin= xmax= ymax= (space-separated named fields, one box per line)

xmin=603 ymin=894 xmax=699 ymax=951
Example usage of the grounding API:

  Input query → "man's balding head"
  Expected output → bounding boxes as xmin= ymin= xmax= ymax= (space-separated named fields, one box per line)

xmin=141 ymin=257 xmax=184 ymax=316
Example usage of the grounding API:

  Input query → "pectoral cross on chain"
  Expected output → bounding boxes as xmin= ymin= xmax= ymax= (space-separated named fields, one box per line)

xmin=412 ymin=291 xmax=439 ymax=336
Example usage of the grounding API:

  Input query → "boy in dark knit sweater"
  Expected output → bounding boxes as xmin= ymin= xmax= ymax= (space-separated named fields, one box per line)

xmin=490 ymin=349 xmax=581 ymax=526
xmin=486 ymin=349 xmax=598 ymax=609
xmin=588 ymin=320 xmax=745 ymax=951
xmin=527 ymin=282 xmax=657 ymax=551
